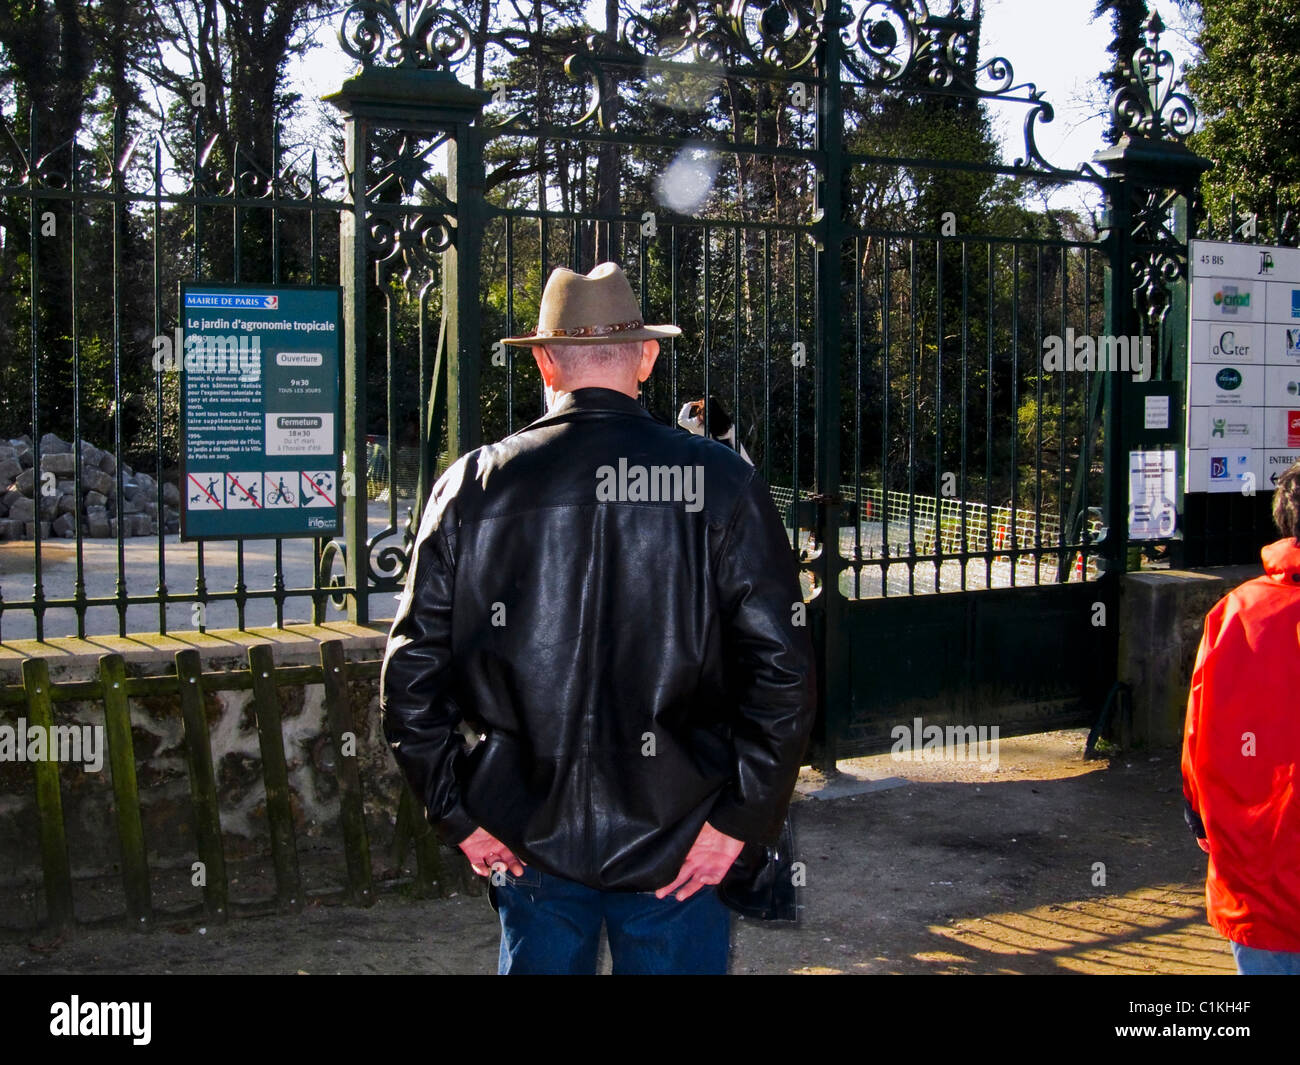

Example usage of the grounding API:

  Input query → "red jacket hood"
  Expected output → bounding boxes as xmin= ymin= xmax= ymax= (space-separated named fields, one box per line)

xmin=1260 ymin=537 xmax=1300 ymax=585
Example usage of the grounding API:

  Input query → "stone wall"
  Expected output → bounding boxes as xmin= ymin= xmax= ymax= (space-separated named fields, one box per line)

xmin=0 ymin=628 xmax=414 ymax=920
xmin=1117 ymin=564 xmax=1262 ymax=748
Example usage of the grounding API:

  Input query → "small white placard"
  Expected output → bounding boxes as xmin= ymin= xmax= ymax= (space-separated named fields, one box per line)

xmin=1144 ymin=394 xmax=1170 ymax=431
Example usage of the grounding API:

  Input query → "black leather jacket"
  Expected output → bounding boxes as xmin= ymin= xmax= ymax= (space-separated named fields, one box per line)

xmin=380 ymin=387 xmax=816 ymax=892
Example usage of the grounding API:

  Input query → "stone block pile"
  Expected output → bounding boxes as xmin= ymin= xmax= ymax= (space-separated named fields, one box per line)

xmin=0 ymin=433 xmax=181 ymax=541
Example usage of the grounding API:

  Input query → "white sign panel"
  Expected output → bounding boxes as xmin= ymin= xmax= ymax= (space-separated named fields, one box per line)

xmin=264 ymin=412 xmax=334 ymax=456
xmin=1187 ymin=239 xmax=1300 ymax=493
xmin=1129 ymin=450 xmax=1178 ymax=540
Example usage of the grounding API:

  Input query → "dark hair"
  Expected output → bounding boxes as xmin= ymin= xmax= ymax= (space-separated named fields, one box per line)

xmin=1272 ymin=460 xmax=1300 ymax=541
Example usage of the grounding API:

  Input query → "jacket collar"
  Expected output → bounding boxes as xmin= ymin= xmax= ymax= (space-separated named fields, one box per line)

xmin=1261 ymin=537 xmax=1300 ymax=586
xmin=525 ymin=387 xmax=653 ymax=430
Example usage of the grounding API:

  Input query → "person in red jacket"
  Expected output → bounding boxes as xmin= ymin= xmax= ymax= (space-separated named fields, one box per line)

xmin=1182 ymin=461 xmax=1300 ymax=975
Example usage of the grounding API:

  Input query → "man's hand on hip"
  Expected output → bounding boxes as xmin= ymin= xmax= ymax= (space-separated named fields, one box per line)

xmin=656 ymin=821 xmax=746 ymax=901
xmin=458 ymin=826 xmax=526 ymax=878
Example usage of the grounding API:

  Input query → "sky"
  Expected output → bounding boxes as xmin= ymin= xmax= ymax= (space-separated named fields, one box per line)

xmin=292 ymin=0 xmax=1200 ymax=213
xmin=976 ymin=0 xmax=1196 ymax=172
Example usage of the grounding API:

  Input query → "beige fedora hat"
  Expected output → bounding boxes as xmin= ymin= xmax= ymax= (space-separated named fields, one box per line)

xmin=501 ymin=262 xmax=681 ymax=347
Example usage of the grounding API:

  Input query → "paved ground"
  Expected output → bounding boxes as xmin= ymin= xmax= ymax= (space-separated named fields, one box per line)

xmin=0 ymin=503 xmax=408 ymax=641
xmin=0 ymin=730 xmax=1234 ymax=975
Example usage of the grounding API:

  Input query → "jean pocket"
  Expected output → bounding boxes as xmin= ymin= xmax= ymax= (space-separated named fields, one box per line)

xmin=492 ymin=865 xmax=542 ymax=890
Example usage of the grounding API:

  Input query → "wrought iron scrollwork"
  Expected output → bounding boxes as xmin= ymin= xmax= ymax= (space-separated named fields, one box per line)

xmin=339 ymin=0 xmax=474 ymax=71
xmin=232 ymin=147 xmax=275 ymax=199
xmin=333 ymin=111 xmax=459 ymax=596
xmin=1106 ymin=14 xmax=1203 ymax=330
xmin=838 ymin=1 xmax=1086 ymax=176
xmin=842 ymin=1 xmax=923 ymax=86
xmin=467 ymin=0 xmax=1093 ymax=176
xmin=621 ymin=0 xmax=823 ymax=70
xmin=274 ymin=148 xmax=342 ymax=202
xmin=365 ymin=129 xmax=455 ymax=283
xmin=1130 ymin=186 xmax=1187 ymax=329
xmin=1013 ymin=95 xmax=1102 ymax=179
xmin=1132 ymin=252 xmax=1183 ymax=328
xmin=1107 ymin=12 xmax=1195 ymax=145
xmin=841 ymin=1 xmax=1019 ymax=95
xmin=318 ymin=539 xmax=350 ymax=609
xmin=368 ymin=129 xmax=452 ymax=204
xmin=368 ymin=514 xmax=416 ymax=588
xmin=368 ymin=207 xmax=453 ymax=282
xmin=317 ymin=520 xmax=415 ymax=605
xmin=30 ymin=139 xmax=76 ymax=191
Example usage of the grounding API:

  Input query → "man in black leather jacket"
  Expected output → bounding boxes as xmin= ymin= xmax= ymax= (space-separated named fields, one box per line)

xmin=381 ymin=263 xmax=816 ymax=974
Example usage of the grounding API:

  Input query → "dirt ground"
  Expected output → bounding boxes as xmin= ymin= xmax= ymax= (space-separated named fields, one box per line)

xmin=0 ymin=729 xmax=1234 ymax=975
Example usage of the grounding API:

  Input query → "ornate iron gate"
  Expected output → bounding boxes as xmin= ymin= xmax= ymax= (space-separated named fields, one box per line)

xmin=0 ymin=2 xmax=1206 ymax=762
xmin=326 ymin=1 xmax=1206 ymax=764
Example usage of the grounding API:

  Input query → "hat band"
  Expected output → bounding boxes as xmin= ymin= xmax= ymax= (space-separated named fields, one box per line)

xmin=535 ymin=318 xmax=644 ymax=339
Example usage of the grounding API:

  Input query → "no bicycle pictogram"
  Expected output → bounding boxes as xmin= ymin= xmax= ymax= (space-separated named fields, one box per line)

xmin=263 ymin=473 xmax=297 ymax=508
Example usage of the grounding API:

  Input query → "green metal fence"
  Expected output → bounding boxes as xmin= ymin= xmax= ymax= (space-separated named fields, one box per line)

xmin=0 ymin=111 xmax=358 ymax=640
xmin=348 ymin=2 xmax=1205 ymax=760
xmin=0 ymin=2 xmax=1210 ymax=761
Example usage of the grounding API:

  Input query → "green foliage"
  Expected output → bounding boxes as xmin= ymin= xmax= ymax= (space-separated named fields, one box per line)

xmin=1184 ymin=0 xmax=1300 ymax=231
xmin=1094 ymin=0 xmax=1151 ymax=145
xmin=0 ymin=1 xmax=337 ymax=464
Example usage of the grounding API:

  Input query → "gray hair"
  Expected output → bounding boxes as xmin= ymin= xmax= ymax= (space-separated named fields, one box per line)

xmin=543 ymin=340 xmax=644 ymax=374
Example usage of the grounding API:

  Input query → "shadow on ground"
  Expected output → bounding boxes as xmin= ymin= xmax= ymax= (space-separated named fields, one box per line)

xmin=0 ymin=730 xmax=1231 ymax=975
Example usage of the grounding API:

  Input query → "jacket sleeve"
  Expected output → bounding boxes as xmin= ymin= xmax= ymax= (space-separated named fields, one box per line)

xmin=380 ymin=461 xmax=478 ymax=846
xmin=1181 ymin=602 xmax=1220 ymax=851
xmin=707 ymin=468 xmax=818 ymax=846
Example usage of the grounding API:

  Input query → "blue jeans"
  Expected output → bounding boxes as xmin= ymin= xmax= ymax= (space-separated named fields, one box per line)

xmin=489 ymin=866 xmax=732 ymax=974
xmin=1231 ymin=941 xmax=1300 ymax=975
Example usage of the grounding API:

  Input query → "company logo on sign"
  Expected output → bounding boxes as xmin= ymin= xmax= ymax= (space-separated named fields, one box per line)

xmin=1289 ymin=411 xmax=1300 ymax=449
xmin=1213 ymin=286 xmax=1250 ymax=312
xmin=1211 ymin=329 xmax=1249 ymax=358
xmin=1211 ymin=418 xmax=1249 ymax=439
xmin=1210 ymin=456 xmax=1229 ymax=480
xmin=1292 ymin=289 xmax=1300 ymax=319
xmin=1287 ymin=329 xmax=1300 ymax=358
xmin=1215 ymin=367 xmax=1243 ymax=390
xmin=183 ymin=292 xmax=280 ymax=310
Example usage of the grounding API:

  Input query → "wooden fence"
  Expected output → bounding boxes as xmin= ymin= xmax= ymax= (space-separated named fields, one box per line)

xmin=0 ymin=639 xmax=474 ymax=931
